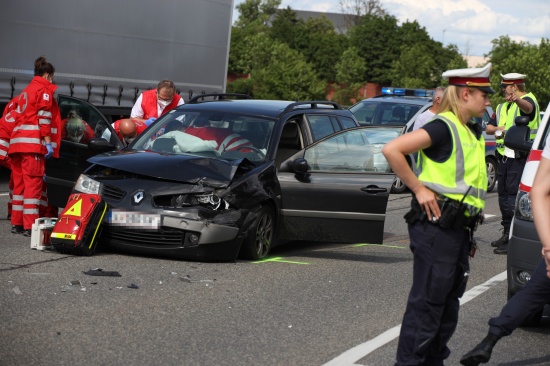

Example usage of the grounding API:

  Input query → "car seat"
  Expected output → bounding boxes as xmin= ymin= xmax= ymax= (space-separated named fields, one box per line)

xmin=390 ymin=106 xmax=406 ymax=124
xmin=276 ymin=123 xmax=301 ymax=168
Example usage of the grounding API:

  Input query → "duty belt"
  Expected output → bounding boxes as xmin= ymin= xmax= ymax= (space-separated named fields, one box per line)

xmin=404 ymin=196 xmax=482 ymax=231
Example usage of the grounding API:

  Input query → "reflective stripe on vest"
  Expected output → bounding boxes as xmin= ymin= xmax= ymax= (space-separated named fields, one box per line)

xmin=416 ymin=111 xmax=487 ymax=211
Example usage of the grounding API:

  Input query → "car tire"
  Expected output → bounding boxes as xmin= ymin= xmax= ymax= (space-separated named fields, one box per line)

xmin=391 ymin=176 xmax=408 ymax=194
xmin=486 ymin=156 xmax=498 ymax=192
xmin=239 ymin=205 xmax=275 ymax=260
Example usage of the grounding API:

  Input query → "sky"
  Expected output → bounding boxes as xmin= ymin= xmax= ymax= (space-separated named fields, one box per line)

xmin=232 ymin=0 xmax=550 ymax=57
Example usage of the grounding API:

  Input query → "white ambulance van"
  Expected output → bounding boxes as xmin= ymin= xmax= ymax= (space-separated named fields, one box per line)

xmin=505 ymin=102 xmax=550 ymax=325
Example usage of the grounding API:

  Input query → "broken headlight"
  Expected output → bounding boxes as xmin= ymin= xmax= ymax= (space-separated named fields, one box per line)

xmin=193 ymin=193 xmax=229 ymax=211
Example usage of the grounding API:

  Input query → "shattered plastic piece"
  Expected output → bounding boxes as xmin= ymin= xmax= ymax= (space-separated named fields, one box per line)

xmin=179 ymin=275 xmax=213 ymax=283
xmin=12 ymin=286 xmax=23 ymax=295
xmin=127 ymin=283 xmax=139 ymax=289
xmin=69 ymin=280 xmax=82 ymax=286
xmin=83 ymin=269 xmax=122 ymax=277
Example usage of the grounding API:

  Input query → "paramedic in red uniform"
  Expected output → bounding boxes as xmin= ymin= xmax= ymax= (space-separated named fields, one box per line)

xmin=0 ymin=97 xmax=19 ymax=219
xmin=8 ymin=56 xmax=61 ymax=236
xmin=111 ymin=118 xmax=148 ymax=146
xmin=130 ymin=80 xmax=184 ymax=125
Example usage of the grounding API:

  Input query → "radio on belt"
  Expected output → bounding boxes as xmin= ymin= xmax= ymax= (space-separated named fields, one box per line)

xmin=30 ymin=217 xmax=58 ymax=250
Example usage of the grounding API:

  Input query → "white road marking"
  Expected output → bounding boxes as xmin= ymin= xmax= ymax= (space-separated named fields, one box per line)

xmin=322 ymin=271 xmax=507 ymax=366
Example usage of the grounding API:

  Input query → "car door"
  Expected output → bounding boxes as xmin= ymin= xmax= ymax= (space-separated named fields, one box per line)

xmin=277 ymin=126 xmax=395 ymax=244
xmin=46 ymin=95 xmax=123 ymax=207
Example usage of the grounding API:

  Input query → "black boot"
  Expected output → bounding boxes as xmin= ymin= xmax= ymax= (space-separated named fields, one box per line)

xmin=494 ymin=243 xmax=508 ymax=254
xmin=460 ymin=333 xmax=500 ymax=366
xmin=11 ymin=225 xmax=23 ymax=234
xmin=491 ymin=230 xmax=509 ymax=247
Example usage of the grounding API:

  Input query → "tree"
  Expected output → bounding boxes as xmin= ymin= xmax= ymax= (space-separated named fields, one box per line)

xmin=347 ymin=14 xmax=401 ymax=85
xmin=333 ymin=47 xmax=366 ymax=104
xmin=252 ymin=42 xmax=326 ymax=100
xmin=339 ymin=0 xmax=387 ymax=27
xmin=234 ymin=0 xmax=281 ymax=28
xmin=391 ymin=45 xmax=436 ymax=88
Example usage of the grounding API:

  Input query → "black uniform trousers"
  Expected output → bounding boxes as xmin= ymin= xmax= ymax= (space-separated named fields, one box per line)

xmin=488 ymin=259 xmax=550 ymax=337
xmin=497 ymin=154 xmax=526 ymax=231
xmin=395 ymin=221 xmax=470 ymax=366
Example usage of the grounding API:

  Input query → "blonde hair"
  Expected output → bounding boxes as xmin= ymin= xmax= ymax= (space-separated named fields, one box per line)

xmin=439 ymin=85 xmax=480 ymax=124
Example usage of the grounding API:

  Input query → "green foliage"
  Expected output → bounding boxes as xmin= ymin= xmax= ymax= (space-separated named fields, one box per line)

xmin=235 ymin=0 xmax=281 ymax=28
xmin=252 ymin=43 xmax=326 ymax=100
xmin=333 ymin=47 xmax=367 ymax=105
xmin=347 ymin=14 xmax=401 ymax=85
xmin=336 ymin=47 xmax=366 ymax=83
xmin=228 ymin=1 xmax=548 ymax=107
xmin=226 ymin=78 xmax=254 ymax=96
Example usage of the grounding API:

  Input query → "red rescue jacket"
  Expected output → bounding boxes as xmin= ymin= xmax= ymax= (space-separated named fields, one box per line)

xmin=8 ymin=76 xmax=61 ymax=157
xmin=112 ymin=119 xmax=148 ymax=142
xmin=141 ymin=89 xmax=182 ymax=119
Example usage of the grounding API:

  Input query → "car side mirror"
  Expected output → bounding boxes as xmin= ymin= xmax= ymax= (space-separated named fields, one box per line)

xmin=504 ymin=116 xmax=532 ymax=153
xmin=291 ymin=158 xmax=309 ymax=175
xmin=514 ymin=115 xmax=530 ymax=126
xmin=88 ymin=137 xmax=117 ymax=153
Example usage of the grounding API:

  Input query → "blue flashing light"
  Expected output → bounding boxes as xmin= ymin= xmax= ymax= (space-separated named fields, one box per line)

xmin=380 ymin=87 xmax=435 ymax=97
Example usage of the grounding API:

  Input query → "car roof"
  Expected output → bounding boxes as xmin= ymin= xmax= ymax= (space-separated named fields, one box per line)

xmin=176 ymin=99 xmax=353 ymax=119
xmin=357 ymin=95 xmax=431 ymax=105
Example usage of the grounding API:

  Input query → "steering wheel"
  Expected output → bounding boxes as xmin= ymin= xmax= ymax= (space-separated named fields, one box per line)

xmin=235 ymin=145 xmax=266 ymax=158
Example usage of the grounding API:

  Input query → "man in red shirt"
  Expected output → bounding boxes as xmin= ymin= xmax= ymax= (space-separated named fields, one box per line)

xmin=111 ymin=118 xmax=148 ymax=146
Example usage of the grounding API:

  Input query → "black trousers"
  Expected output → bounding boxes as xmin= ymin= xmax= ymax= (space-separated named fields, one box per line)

xmin=395 ymin=221 xmax=470 ymax=366
xmin=497 ymin=155 xmax=526 ymax=231
xmin=489 ymin=259 xmax=550 ymax=337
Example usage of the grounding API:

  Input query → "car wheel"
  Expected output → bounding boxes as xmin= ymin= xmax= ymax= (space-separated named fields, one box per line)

xmin=239 ymin=205 xmax=275 ymax=260
xmin=486 ymin=156 xmax=498 ymax=192
xmin=391 ymin=176 xmax=408 ymax=194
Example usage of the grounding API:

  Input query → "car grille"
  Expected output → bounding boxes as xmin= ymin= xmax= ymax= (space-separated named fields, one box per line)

xmin=100 ymin=184 xmax=126 ymax=201
xmin=104 ymin=228 xmax=184 ymax=247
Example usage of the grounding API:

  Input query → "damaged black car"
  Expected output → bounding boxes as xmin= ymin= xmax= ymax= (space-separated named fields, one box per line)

xmin=57 ymin=96 xmax=395 ymax=261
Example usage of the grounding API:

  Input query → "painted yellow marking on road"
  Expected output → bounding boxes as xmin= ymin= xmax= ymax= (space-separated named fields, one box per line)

xmin=353 ymin=243 xmax=406 ymax=249
xmin=252 ymin=257 xmax=309 ymax=265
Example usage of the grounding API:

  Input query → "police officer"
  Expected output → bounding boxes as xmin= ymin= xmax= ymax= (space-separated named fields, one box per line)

xmin=491 ymin=73 xmax=540 ymax=254
xmin=382 ymin=63 xmax=493 ymax=365
xmin=460 ymin=137 xmax=550 ymax=366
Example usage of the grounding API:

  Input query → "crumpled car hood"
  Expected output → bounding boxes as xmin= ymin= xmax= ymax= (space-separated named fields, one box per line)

xmin=88 ymin=150 xmax=255 ymax=187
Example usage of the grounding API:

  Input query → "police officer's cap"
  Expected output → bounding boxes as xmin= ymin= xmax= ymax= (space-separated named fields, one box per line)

xmin=442 ymin=62 xmax=495 ymax=94
xmin=500 ymin=73 xmax=526 ymax=87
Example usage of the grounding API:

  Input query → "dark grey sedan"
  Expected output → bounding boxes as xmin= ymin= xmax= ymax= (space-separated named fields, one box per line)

xmin=47 ymin=95 xmax=395 ymax=261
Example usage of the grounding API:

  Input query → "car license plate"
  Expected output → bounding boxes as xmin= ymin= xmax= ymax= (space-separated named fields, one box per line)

xmin=108 ymin=210 xmax=161 ymax=229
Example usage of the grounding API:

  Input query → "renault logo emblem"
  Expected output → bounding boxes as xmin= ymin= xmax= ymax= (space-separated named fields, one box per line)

xmin=132 ymin=191 xmax=144 ymax=205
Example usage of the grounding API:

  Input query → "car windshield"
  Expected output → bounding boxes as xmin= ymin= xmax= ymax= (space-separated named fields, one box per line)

xmin=349 ymin=100 xmax=427 ymax=126
xmin=131 ymin=110 xmax=276 ymax=162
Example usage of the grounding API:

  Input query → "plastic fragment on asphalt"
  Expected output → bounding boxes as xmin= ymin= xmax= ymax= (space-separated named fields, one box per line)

xmin=69 ymin=280 xmax=82 ymax=286
xmin=127 ymin=283 xmax=139 ymax=289
xmin=83 ymin=268 xmax=122 ymax=277
xmin=179 ymin=275 xmax=213 ymax=283
xmin=12 ymin=286 xmax=23 ymax=295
